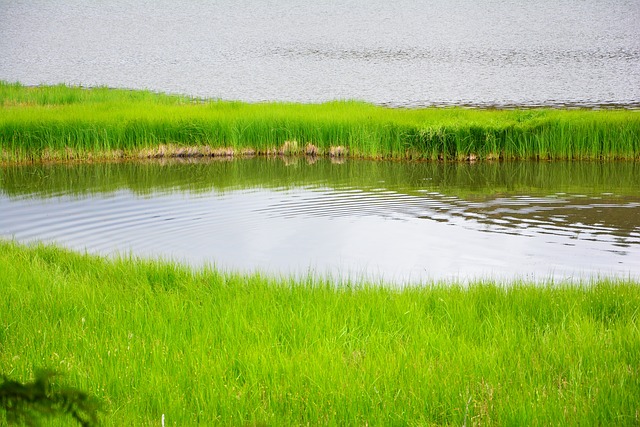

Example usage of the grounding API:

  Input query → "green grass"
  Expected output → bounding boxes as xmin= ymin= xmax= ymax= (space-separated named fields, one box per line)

xmin=1 ymin=240 xmax=639 ymax=425
xmin=2 ymin=81 xmax=639 ymax=162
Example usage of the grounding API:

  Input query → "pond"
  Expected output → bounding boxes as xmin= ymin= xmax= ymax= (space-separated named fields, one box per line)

xmin=1 ymin=159 xmax=639 ymax=284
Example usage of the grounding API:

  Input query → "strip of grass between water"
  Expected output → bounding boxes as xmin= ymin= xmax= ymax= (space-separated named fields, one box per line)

xmin=1 ymin=240 xmax=639 ymax=425
xmin=2 ymin=81 xmax=639 ymax=163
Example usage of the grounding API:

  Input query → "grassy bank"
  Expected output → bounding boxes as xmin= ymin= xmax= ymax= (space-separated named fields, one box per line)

xmin=1 ymin=81 xmax=639 ymax=162
xmin=1 ymin=240 xmax=639 ymax=425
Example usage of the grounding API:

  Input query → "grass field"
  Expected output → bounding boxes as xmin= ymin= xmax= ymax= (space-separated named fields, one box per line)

xmin=1 ymin=240 xmax=639 ymax=425
xmin=2 ymin=81 xmax=639 ymax=163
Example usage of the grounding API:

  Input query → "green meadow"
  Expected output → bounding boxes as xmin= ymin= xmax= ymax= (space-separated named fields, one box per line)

xmin=1 ymin=241 xmax=639 ymax=425
xmin=2 ymin=81 xmax=639 ymax=425
xmin=1 ymin=81 xmax=639 ymax=162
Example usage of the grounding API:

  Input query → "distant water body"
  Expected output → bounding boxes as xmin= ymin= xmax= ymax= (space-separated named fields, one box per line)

xmin=1 ymin=0 xmax=639 ymax=108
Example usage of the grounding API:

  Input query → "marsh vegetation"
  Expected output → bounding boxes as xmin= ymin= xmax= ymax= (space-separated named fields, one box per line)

xmin=2 ymin=82 xmax=639 ymax=425
xmin=2 ymin=82 xmax=639 ymax=163
xmin=1 ymin=241 xmax=639 ymax=425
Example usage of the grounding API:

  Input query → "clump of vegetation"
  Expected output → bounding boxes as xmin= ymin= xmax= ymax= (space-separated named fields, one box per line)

xmin=0 ymin=370 xmax=101 ymax=426
xmin=1 ymin=81 xmax=639 ymax=163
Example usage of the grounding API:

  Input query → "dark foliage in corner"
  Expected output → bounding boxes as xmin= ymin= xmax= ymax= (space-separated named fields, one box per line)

xmin=0 ymin=370 xmax=101 ymax=426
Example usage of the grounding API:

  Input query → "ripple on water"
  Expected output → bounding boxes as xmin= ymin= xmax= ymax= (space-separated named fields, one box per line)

xmin=1 ymin=0 xmax=639 ymax=107
xmin=3 ymin=185 xmax=639 ymax=283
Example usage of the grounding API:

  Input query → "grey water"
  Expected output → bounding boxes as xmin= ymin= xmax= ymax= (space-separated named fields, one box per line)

xmin=1 ymin=0 xmax=639 ymax=108
xmin=1 ymin=159 xmax=639 ymax=284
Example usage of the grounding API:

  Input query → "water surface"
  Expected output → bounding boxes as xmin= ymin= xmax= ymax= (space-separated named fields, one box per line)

xmin=1 ymin=159 xmax=639 ymax=284
xmin=1 ymin=0 xmax=639 ymax=107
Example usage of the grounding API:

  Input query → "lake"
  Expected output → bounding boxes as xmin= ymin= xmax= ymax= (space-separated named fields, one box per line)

xmin=1 ymin=159 xmax=639 ymax=284
xmin=2 ymin=1 xmax=639 ymax=283
xmin=1 ymin=0 xmax=639 ymax=108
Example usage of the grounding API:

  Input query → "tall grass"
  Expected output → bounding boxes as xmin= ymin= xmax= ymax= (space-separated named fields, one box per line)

xmin=1 ymin=240 xmax=639 ymax=425
xmin=1 ymin=81 xmax=639 ymax=162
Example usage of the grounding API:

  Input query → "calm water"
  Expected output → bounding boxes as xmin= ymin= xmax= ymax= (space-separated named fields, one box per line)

xmin=1 ymin=0 xmax=639 ymax=107
xmin=1 ymin=159 xmax=639 ymax=284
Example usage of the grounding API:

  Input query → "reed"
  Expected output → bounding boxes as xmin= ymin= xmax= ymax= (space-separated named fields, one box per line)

xmin=1 ymin=240 xmax=639 ymax=425
xmin=2 ymin=81 xmax=639 ymax=162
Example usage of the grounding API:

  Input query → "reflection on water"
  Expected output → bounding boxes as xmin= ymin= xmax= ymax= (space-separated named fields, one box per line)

xmin=1 ymin=159 xmax=639 ymax=283
xmin=1 ymin=0 xmax=639 ymax=107
xmin=258 ymin=189 xmax=640 ymax=248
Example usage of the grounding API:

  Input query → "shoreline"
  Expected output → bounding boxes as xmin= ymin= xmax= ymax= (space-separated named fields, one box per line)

xmin=2 ymin=81 xmax=639 ymax=164
xmin=2 ymin=240 xmax=639 ymax=425
xmin=16 ymin=82 xmax=640 ymax=111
